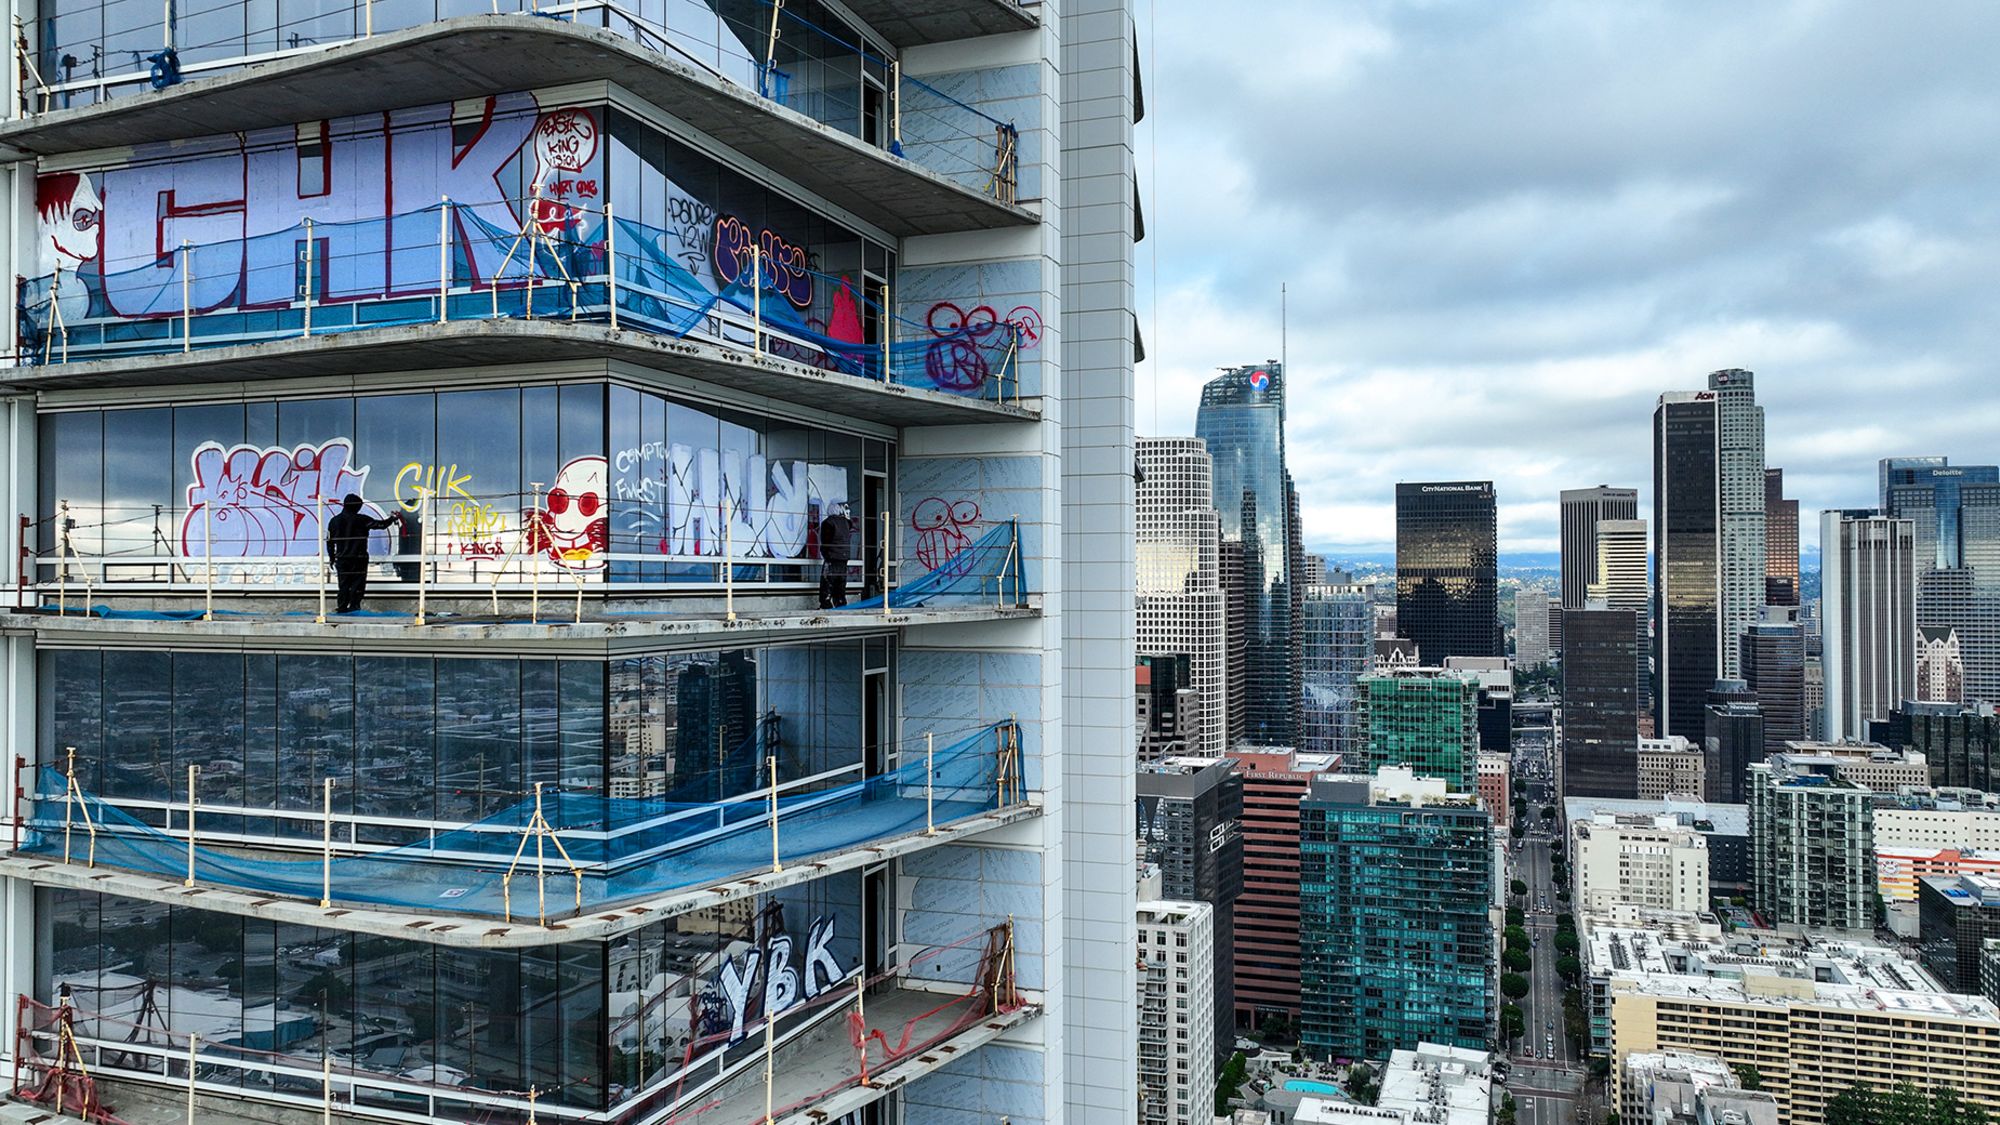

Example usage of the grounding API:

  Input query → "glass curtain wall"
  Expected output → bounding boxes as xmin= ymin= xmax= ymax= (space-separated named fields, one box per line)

xmin=36 ymin=384 xmax=886 ymax=587
xmin=38 ymin=639 xmax=881 ymax=841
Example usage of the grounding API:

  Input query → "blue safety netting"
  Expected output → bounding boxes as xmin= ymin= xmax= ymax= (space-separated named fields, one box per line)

xmin=18 ymin=722 xmax=1015 ymax=920
xmin=20 ymin=202 xmax=1025 ymax=402
xmin=845 ymin=519 xmax=1022 ymax=611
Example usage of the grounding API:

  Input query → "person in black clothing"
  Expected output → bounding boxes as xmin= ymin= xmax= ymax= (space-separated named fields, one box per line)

xmin=817 ymin=501 xmax=854 ymax=608
xmin=326 ymin=494 xmax=403 ymax=613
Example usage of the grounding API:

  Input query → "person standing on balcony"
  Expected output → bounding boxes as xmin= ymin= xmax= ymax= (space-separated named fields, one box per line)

xmin=327 ymin=494 xmax=403 ymax=614
xmin=817 ymin=501 xmax=854 ymax=609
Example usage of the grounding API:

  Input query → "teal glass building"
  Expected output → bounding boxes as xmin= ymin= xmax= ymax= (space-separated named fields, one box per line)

xmin=1298 ymin=773 xmax=1493 ymax=1063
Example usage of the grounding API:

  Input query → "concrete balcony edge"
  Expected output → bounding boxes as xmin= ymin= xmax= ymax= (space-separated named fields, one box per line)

xmin=1 ymin=601 xmax=1041 ymax=651
xmin=0 ymin=800 xmax=1042 ymax=948
xmin=0 ymin=15 xmax=1037 ymax=238
xmin=1 ymin=318 xmax=1040 ymax=428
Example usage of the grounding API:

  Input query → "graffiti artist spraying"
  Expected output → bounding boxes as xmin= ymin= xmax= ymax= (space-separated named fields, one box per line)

xmin=326 ymin=494 xmax=405 ymax=613
xmin=817 ymin=501 xmax=854 ymax=609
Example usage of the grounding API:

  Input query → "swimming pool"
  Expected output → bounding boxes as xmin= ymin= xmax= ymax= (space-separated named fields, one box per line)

xmin=1282 ymin=1079 xmax=1344 ymax=1096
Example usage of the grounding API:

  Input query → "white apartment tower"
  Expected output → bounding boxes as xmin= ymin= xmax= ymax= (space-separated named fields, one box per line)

xmin=0 ymin=0 xmax=1144 ymax=1122
xmin=1139 ymin=437 xmax=1227 ymax=755
xmin=1137 ymin=899 xmax=1217 ymax=1125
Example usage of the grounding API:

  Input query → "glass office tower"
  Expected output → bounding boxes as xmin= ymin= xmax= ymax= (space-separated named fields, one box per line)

xmin=1196 ymin=362 xmax=1297 ymax=747
xmin=1395 ymin=481 xmax=1501 ymax=664
xmin=1654 ymin=392 xmax=1721 ymax=740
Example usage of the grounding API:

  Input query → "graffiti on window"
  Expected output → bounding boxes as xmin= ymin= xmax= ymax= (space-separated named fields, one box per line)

xmin=395 ymin=462 xmax=508 ymax=560
xmin=712 ymin=215 xmax=813 ymax=309
xmin=34 ymin=93 xmax=602 ymax=321
xmin=523 ymin=456 xmax=610 ymax=570
xmin=709 ymin=915 xmax=854 ymax=1044
xmin=179 ymin=438 xmax=386 ymax=559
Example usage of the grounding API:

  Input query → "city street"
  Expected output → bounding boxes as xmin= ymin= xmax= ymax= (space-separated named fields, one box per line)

xmin=1503 ymin=720 xmax=1588 ymax=1125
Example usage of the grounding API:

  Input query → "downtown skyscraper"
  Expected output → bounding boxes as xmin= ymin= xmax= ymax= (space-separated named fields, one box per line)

xmin=1196 ymin=362 xmax=1298 ymax=747
xmin=1654 ymin=370 xmax=1767 ymax=740
xmin=1138 ymin=437 xmax=1227 ymax=755
xmin=1822 ymin=510 xmax=1917 ymax=740
xmin=1561 ymin=485 xmax=1640 ymax=610
xmin=1395 ymin=481 xmax=1502 ymax=663
xmin=1883 ymin=456 xmax=2000 ymax=706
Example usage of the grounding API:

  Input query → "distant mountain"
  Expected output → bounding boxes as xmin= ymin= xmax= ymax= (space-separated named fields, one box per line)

xmin=1319 ymin=550 xmax=1559 ymax=578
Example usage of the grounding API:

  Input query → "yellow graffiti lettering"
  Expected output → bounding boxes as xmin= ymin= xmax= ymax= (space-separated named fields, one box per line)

xmin=395 ymin=461 xmax=479 ymax=512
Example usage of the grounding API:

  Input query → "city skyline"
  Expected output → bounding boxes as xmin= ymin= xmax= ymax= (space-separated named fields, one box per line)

xmin=1134 ymin=2 xmax=2000 ymax=556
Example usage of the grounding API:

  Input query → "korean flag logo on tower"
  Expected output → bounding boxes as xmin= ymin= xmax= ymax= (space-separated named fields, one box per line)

xmin=1248 ymin=369 xmax=1271 ymax=393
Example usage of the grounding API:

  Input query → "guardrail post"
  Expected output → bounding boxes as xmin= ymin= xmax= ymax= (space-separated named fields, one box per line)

xmin=187 ymin=1031 xmax=198 ymax=1124
xmin=880 ymin=510 xmax=892 ymax=619
xmin=925 ymin=731 xmax=935 ymax=835
xmin=201 ymin=501 xmax=214 ymax=621
xmin=184 ymin=764 xmax=198 ymax=887
xmin=181 ymin=240 xmax=192 ymax=352
xmin=530 ymin=482 xmax=544 ymax=624
xmin=751 ymin=244 xmax=763 ymax=356
xmin=881 ymin=279 xmax=891 ymax=381
xmin=301 ymin=218 xmax=315 ymax=338
xmin=605 ymin=201 xmax=619 ymax=330
xmin=320 ymin=776 xmax=334 ymax=907
xmin=439 ymin=197 xmax=452 ymax=323
xmin=890 ymin=60 xmax=902 ymax=155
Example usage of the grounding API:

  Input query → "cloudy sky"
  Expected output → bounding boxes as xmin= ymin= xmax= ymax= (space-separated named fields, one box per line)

xmin=1133 ymin=0 xmax=2000 ymax=559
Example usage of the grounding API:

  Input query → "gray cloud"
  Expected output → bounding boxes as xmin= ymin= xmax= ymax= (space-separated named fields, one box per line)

xmin=1135 ymin=0 xmax=2000 ymax=556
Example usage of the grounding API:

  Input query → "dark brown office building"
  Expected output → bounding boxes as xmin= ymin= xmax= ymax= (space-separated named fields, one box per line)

xmin=1396 ymin=481 xmax=1501 ymax=664
xmin=1561 ymin=607 xmax=1641 ymax=798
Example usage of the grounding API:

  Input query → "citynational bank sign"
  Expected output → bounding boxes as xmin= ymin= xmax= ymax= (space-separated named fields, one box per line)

xmin=1420 ymin=483 xmax=1492 ymax=495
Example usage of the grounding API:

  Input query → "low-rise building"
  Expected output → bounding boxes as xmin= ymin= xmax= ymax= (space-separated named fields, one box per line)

xmin=1637 ymin=735 xmax=1708 ymax=799
xmin=1295 ymin=1043 xmax=1492 ymax=1125
xmin=1876 ymin=847 xmax=2000 ymax=903
xmin=1780 ymin=740 xmax=1929 ymax=793
xmin=1477 ymin=750 xmax=1511 ymax=827
xmin=1594 ymin=928 xmax=2000 ymax=1124
xmin=1572 ymin=812 xmax=1710 ymax=918
xmin=1621 ymin=1050 xmax=1778 ymax=1125
xmin=1564 ymin=796 xmax=1750 ymax=894
xmin=1919 ymin=874 xmax=2000 ymax=996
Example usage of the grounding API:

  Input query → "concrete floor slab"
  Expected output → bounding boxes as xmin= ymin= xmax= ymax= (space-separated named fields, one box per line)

xmin=838 ymin=0 xmax=1037 ymax=47
xmin=1 ymin=318 xmax=1040 ymax=427
xmin=0 ymin=17 xmax=1037 ymax=238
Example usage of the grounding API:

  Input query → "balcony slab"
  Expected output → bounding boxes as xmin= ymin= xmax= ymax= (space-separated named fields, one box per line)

xmin=0 ymin=16 xmax=1036 ymax=237
xmin=0 ymin=318 xmax=1037 ymax=426
xmin=840 ymin=0 xmax=1037 ymax=47
xmin=0 ymin=800 xmax=1039 ymax=949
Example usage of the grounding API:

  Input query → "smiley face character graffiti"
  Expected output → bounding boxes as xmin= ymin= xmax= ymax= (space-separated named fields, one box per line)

xmin=525 ymin=456 xmax=609 ymax=570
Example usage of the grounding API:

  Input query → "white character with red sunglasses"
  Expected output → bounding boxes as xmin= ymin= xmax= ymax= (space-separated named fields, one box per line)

xmin=525 ymin=455 xmax=609 ymax=570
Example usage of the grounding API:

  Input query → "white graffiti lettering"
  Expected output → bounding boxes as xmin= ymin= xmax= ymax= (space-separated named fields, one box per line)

xmin=716 ymin=916 xmax=854 ymax=1044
